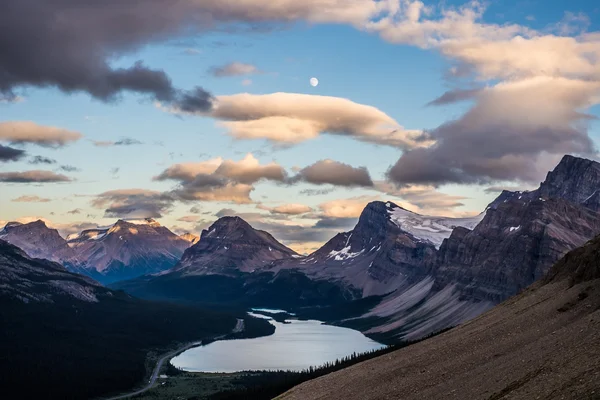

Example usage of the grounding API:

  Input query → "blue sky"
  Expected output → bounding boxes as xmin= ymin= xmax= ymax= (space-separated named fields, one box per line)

xmin=1 ymin=0 xmax=599 ymax=252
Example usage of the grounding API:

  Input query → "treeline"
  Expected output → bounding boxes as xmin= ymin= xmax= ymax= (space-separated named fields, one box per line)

xmin=200 ymin=328 xmax=454 ymax=400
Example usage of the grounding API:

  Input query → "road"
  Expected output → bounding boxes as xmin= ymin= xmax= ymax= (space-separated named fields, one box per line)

xmin=104 ymin=318 xmax=244 ymax=400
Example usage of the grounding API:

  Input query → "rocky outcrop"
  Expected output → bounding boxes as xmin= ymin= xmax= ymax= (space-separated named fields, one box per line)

xmin=431 ymin=196 xmax=600 ymax=302
xmin=537 ymin=154 xmax=600 ymax=208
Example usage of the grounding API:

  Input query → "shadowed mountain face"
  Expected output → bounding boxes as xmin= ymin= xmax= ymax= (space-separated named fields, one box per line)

xmin=0 ymin=218 xmax=193 ymax=284
xmin=111 ymin=217 xmax=357 ymax=308
xmin=0 ymin=239 xmax=268 ymax=400
xmin=0 ymin=239 xmax=107 ymax=303
xmin=281 ymin=234 xmax=600 ymax=400
xmin=0 ymin=220 xmax=83 ymax=270
xmin=174 ymin=216 xmax=298 ymax=276
xmin=67 ymin=219 xmax=191 ymax=283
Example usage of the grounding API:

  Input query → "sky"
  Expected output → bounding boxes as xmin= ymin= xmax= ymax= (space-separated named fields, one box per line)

xmin=1 ymin=0 xmax=599 ymax=253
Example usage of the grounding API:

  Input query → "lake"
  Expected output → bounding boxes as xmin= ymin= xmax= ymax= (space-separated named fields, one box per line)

xmin=171 ymin=310 xmax=385 ymax=373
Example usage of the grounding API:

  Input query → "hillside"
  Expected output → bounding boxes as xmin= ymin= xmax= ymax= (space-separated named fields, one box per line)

xmin=0 ymin=239 xmax=272 ymax=400
xmin=279 ymin=236 xmax=600 ymax=400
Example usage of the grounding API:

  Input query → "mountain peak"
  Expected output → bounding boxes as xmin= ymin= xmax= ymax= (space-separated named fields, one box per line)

xmin=537 ymin=154 xmax=600 ymax=208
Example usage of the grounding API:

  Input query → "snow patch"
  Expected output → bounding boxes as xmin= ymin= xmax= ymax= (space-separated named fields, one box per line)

xmin=387 ymin=206 xmax=483 ymax=249
xmin=328 ymin=246 xmax=364 ymax=261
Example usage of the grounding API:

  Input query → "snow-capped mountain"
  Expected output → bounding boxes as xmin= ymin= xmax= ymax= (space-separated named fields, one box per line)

xmin=386 ymin=203 xmax=482 ymax=248
xmin=271 ymin=201 xmax=480 ymax=296
xmin=68 ymin=219 xmax=192 ymax=283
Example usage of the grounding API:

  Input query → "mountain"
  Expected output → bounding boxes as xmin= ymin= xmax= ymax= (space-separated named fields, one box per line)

xmin=0 ymin=239 xmax=271 ymax=399
xmin=356 ymin=155 xmax=600 ymax=340
xmin=0 ymin=218 xmax=194 ymax=283
xmin=281 ymin=234 xmax=600 ymax=400
xmin=0 ymin=220 xmax=87 ymax=273
xmin=180 ymin=232 xmax=200 ymax=244
xmin=270 ymin=202 xmax=481 ymax=297
xmin=112 ymin=217 xmax=357 ymax=308
xmin=67 ymin=218 xmax=192 ymax=283
xmin=173 ymin=216 xmax=298 ymax=276
xmin=0 ymin=238 xmax=106 ymax=303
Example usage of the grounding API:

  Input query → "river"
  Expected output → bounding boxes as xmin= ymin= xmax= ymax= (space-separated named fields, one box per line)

xmin=171 ymin=309 xmax=385 ymax=373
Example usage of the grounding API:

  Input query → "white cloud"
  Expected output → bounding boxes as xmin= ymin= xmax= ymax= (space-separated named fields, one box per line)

xmin=0 ymin=121 xmax=82 ymax=147
xmin=162 ymin=92 xmax=428 ymax=149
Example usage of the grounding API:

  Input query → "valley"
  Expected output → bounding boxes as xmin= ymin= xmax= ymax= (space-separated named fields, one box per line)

xmin=1 ymin=155 xmax=600 ymax=399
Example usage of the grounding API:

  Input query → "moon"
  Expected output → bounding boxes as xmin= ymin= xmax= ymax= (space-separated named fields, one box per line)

xmin=310 ymin=77 xmax=319 ymax=87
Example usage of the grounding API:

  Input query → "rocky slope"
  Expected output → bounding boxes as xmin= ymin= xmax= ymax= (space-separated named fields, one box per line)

xmin=0 ymin=220 xmax=88 ymax=273
xmin=67 ymin=218 xmax=192 ymax=283
xmin=358 ymin=156 xmax=600 ymax=340
xmin=0 ymin=239 xmax=106 ymax=303
xmin=173 ymin=216 xmax=298 ymax=276
xmin=273 ymin=202 xmax=440 ymax=297
xmin=280 ymin=235 xmax=600 ymax=400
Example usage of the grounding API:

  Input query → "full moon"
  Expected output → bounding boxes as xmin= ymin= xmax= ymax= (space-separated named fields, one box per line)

xmin=310 ymin=77 xmax=319 ymax=87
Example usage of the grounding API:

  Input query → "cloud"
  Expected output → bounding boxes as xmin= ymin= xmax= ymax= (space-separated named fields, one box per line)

xmin=299 ymin=188 xmax=335 ymax=196
xmin=427 ymin=88 xmax=482 ymax=106
xmin=313 ymin=217 xmax=357 ymax=229
xmin=483 ymin=185 xmax=533 ymax=194
xmin=353 ymin=2 xmax=600 ymax=185
xmin=177 ymin=215 xmax=201 ymax=223
xmin=242 ymin=79 xmax=253 ymax=86
xmin=183 ymin=48 xmax=202 ymax=56
xmin=4 ymin=0 xmax=393 ymax=108
xmin=58 ymin=165 xmax=81 ymax=172
xmin=162 ymin=92 xmax=429 ymax=149
xmin=388 ymin=77 xmax=599 ymax=186
xmin=155 ymin=154 xmax=286 ymax=203
xmin=93 ymin=137 xmax=143 ymax=147
xmin=12 ymin=195 xmax=51 ymax=203
xmin=67 ymin=208 xmax=82 ymax=215
xmin=292 ymin=159 xmax=373 ymax=187
xmin=373 ymin=181 xmax=471 ymax=216
xmin=210 ymin=62 xmax=260 ymax=77
xmin=189 ymin=206 xmax=202 ymax=214
xmin=257 ymin=203 xmax=313 ymax=215
xmin=214 ymin=154 xmax=286 ymax=183
xmin=0 ymin=121 xmax=82 ymax=147
xmin=92 ymin=189 xmax=175 ymax=219
xmin=0 ymin=170 xmax=72 ymax=183
xmin=0 ymin=144 xmax=25 ymax=162
xmin=29 ymin=155 xmax=57 ymax=165
xmin=318 ymin=196 xmax=380 ymax=218
xmin=173 ymin=87 xmax=214 ymax=114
